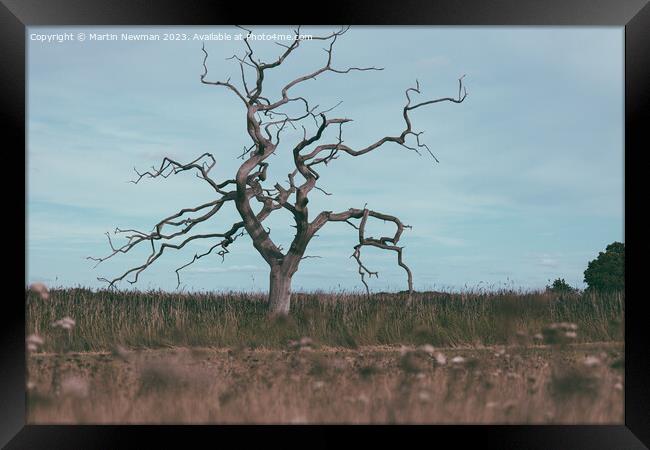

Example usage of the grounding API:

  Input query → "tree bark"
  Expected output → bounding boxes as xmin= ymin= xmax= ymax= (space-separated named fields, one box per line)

xmin=268 ymin=264 xmax=292 ymax=315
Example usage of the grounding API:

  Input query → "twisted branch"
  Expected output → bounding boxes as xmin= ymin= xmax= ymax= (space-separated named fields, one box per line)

xmin=93 ymin=26 xmax=467 ymax=298
xmin=309 ymin=207 xmax=413 ymax=295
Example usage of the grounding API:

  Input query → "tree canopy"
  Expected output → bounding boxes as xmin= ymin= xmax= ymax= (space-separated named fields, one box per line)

xmin=547 ymin=278 xmax=576 ymax=294
xmin=583 ymin=241 xmax=624 ymax=292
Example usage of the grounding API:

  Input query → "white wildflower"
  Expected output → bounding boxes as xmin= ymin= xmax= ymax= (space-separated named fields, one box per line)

xmin=450 ymin=356 xmax=466 ymax=365
xmin=60 ymin=376 xmax=89 ymax=398
xmin=27 ymin=334 xmax=44 ymax=346
xmin=52 ymin=317 xmax=76 ymax=330
xmin=29 ymin=283 xmax=50 ymax=301
xmin=418 ymin=344 xmax=435 ymax=356
xmin=583 ymin=356 xmax=601 ymax=368
xmin=26 ymin=334 xmax=44 ymax=352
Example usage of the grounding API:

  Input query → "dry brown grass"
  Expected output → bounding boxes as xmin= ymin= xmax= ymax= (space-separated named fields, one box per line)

xmin=25 ymin=288 xmax=624 ymax=352
xmin=26 ymin=342 xmax=624 ymax=424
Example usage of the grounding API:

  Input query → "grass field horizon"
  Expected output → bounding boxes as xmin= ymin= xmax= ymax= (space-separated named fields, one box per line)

xmin=25 ymin=286 xmax=624 ymax=424
xmin=26 ymin=287 xmax=624 ymax=351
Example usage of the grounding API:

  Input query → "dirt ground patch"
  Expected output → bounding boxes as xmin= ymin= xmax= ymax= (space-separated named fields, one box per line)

xmin=27 ymin=343 xmax=624 ymax=424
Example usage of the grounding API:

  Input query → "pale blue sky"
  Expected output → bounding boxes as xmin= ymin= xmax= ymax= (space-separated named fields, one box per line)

xmin=26 ymin=26 xmax=624 ymax=293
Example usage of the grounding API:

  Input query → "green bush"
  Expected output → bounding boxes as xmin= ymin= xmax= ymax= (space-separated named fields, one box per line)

xmin=546 ymin=278 xmax=577 ymax=294
xmin=584 ymin=242 xmax=624 ymax=292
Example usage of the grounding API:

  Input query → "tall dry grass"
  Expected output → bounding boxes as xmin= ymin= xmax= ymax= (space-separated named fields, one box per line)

xmin=25 ymin=288 xmax=624 ymax=352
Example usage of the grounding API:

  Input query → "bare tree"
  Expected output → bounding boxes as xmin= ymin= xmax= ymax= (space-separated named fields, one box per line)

xmin=90 ymin=26 xmax=467 ymax=315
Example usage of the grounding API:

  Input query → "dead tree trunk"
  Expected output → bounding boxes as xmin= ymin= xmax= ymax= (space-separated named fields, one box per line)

xmin=268 ymin=264 xmax=292 ymax=315
xmin=90 ymin=26 xmax=467 ymax=317
xmin=268 ymin=238 xmax=306 ymax=315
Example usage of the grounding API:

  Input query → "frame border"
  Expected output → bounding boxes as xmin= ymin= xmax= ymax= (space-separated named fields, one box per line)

xmin=2 ymin=0 xmax=648 ymax=448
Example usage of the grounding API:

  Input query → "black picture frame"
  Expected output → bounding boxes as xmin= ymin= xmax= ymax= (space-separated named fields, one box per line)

xmin=2 ymin=0 xmax=648 ymax=448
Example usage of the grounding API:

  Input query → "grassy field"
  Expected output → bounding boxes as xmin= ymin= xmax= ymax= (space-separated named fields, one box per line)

xmin=25 ymin=288 xmax=624 ymax=424
xmin=26 ymin=288 xmax=624 ymax=351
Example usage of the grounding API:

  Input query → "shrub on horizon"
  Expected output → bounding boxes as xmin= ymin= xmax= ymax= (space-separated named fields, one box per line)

xmin=546 ymin=278 xmax=578 ymax=294
xmin=584 ymin=242 xmax=625 ymax=292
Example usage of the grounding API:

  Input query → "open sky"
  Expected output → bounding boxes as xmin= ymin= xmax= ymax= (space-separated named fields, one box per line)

xmin=27 ymin=26 xmax=624 ymax=293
